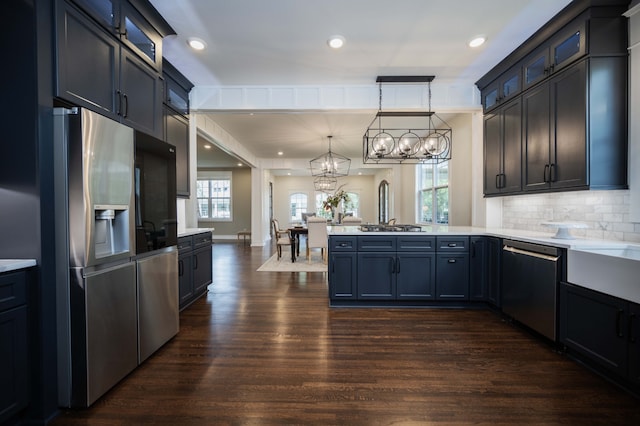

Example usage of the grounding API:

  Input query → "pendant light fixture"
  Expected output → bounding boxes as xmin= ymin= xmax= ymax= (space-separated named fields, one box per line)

xmin=363 ymin=76 xmax=452 ymax=164
xmin=309 ymin=135 xmax=351 ymax=177
xmin=313 ymin=176 xmax=338 ymax=192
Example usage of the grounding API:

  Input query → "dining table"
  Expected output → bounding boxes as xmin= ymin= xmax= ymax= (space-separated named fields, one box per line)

xmin=288 ymin=226 xmax=308 ymax=262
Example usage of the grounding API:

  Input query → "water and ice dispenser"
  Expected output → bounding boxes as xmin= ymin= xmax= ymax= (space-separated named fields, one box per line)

xmin=94 ymin=205 xmax=131 ymax=259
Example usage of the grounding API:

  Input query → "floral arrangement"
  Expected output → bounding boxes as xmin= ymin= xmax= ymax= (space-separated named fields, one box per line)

xmin=322 ymin=186 xmax=350 ymax=212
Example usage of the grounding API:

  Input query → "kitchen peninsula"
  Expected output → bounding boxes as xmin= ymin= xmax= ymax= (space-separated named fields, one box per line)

xmin=327 ymin=224 xmax=636 ymax=308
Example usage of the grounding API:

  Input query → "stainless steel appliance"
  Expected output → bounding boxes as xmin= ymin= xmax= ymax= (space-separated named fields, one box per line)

xmin=359 ymin=224 xmax=424 ymax=232
xmin=134 ymin=130 xmax=179 ymax=364
xmin=502 ymin=239 xmax=562 ymax=341
xmin=54 ymin=107 xmax=137 ymax=407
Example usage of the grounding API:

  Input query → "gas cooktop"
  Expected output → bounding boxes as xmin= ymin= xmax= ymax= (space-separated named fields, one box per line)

xmin=359 ymin=224 xmax=424 ymax=232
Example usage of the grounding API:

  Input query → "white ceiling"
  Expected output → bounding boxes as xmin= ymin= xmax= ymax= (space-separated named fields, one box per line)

xmin=150 ymin=0 xmax=572 ymax=171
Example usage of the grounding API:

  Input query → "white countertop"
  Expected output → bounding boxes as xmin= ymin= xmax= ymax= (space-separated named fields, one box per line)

xmin=0 ymin=259 xmax=37 ymax=273
xmin=328 ymin=225 xmax=630 ymax=250
xmin=179 ymin=228 xmax=214 ymax=238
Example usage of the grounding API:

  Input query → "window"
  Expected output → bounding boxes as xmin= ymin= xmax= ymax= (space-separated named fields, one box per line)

xmin=418 ymin=162 xmax=449 ymax=224
xmin=315 ymin=193 xmax=331 ymax=219
xmin=344 ymin=192 xmax=359 ymax=218
xmin=290 ymin=193 xmax=308 ymax=222
xmin=197 ymin=176 xmax=231 ymax=220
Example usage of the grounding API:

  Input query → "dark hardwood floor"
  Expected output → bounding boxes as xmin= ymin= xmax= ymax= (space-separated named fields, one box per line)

xmin=53 ymin=242 xmax=640 ymax=425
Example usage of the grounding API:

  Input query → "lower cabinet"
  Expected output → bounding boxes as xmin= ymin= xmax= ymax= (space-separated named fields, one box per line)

xmin=327 ymin=234 xmax=498 ymax=306
xmin=178 ymin=231 xmax=213 ymax=310
xmin=435 ymin=236 xmax=469 ymax=300
xmin=328 ymin=236 xmax=357 ymax=300
xmin=0 ymin=271 xmax=29 ymax=424
xmin=436 ymin=253 xmax=469 ymax=300
xmin=560 ymin=282 xmax=640 ymax=386
xmin=357 ymin=236 xmax=436 ymax=301
xmin=469 ymin=236 xmax=501 ymax=306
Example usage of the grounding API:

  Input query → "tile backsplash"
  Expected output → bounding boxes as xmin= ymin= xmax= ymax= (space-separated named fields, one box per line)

xmin=502 ymin=190 xmax=640 ymax=243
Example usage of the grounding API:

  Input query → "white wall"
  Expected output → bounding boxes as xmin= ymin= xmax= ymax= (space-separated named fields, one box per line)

xmin=448 ymin=114 xmax=473 ymax=226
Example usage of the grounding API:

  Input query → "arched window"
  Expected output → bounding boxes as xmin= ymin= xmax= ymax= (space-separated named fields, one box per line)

xmin=378 ymin=180 xmax=389 ymax=224
xmin=289 ymin=193 xmax=308 ymax=222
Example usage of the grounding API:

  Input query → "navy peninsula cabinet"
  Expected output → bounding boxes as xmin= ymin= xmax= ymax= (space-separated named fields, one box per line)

xmin=356 ymin=236 xmax=436 ymax=301
xmin=328 ymin=233 xmax=495 ymax=307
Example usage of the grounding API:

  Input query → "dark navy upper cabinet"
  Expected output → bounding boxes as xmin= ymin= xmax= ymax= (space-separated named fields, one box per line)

xmin=55 ymin=0 xmax=173 ymax=138
xmin=478 ymin=3 xmax=629 ymax=197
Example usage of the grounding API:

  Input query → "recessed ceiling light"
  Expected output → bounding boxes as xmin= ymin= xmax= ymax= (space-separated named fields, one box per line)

xmin=237 ymin=163 xmax=243 ymax=167
xmin=187 ymin=37 xmax=207 ymax=50
xmin=204 ymin=144 xmax=211 ymax=149
xmin=469 ymin=36 xmax=486 ymax=48
xmin=327 ymin=35 xmax=345 ymax=49
xmin=277 ymin=151 xmax=284 ymax=156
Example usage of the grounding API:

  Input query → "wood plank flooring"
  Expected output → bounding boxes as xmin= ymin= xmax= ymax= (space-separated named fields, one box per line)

xmin=53 ymin=242 xmax=640 ymax=425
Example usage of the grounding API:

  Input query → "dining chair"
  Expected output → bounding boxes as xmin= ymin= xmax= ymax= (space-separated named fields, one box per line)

xmin=271 ymin=219 xmax=292 ymax=260
xmin=387 ymin=218 xmax=397 ymax=225
xmin=306 ymin=216 xmax=328 ymax=263
xmin=341 ymin=216 xmax=362 ymax=225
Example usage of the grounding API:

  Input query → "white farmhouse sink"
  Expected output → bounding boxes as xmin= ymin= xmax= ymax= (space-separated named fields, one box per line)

xmin=567 ymin=244 xmax=640 ymax=303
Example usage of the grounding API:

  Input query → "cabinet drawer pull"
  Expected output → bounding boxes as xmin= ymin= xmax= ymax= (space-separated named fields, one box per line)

xmin=616 ymin=309 xmax=624 ymax=338
xmin=630 ymin=313 xmax=636 ymax=344
xmin=544 ymin=164 xmax=550 ymax=183
xmin=448 ymin=259 xmax=456 ymax=263
xmin=396 ymin=258 xmax=400 ymax=274
xmin=123 ymin=93 xmax=129 ymax=118
xmin=339 ymin=242 xmax=348 ymax=247
xmin=549 ymin=163 xmax=557 ymax=182
xmin=116 ymin=90 xmax=122 ymax=116
xmin=447 ymin=243 xmax=457 ymax=247
xmin=178 ymin=259 xmax=183 ymax=276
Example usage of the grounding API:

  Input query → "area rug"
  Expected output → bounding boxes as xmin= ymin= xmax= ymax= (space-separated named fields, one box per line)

xmin=257 ymin=253 xmax=327 ymax=272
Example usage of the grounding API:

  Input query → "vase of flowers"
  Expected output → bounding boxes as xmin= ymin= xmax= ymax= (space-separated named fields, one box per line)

xmin=322 ymin=187 xmax=350 ymax=223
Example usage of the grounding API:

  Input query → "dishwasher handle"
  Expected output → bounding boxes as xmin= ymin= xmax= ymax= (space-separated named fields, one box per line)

xmin=503 ymin=245 xmax=560 ymax=262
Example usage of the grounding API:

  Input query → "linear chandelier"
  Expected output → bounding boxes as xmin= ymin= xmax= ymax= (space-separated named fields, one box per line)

xmin=309 ymin=135 xmax=351 ymax=177
xmin=363 ymin=76 xmax=452 ymax=164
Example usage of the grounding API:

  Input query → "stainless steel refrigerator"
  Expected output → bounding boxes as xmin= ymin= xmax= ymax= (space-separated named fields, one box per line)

xmin=54 ymin=107 xmax=138 ymax=408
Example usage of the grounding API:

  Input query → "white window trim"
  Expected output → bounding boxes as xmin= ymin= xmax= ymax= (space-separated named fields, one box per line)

xmin=197 ymin=171 xmax=233 ymax=222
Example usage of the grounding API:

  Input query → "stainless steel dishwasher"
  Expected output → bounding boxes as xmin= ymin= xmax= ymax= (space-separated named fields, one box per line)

xmin=502 ymin=239 xmax=562 ymax=341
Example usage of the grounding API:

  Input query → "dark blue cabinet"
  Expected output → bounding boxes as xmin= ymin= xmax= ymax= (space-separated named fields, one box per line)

xmin=0 ymin=271 xmax=29 ymax=424
xmin=436 ymin=253 xmax=469 ymax=300
xmin=356 ymin=236 xmax=436 ymax=301
xmin=178 ymin=232 xmax=212 ymax=310
xmin=435 ymin=237 xmax=469 ymax=300
xmin=396 ymin=253 xmax=435 ymax=300
xmin=560 ymin=283 xmax=640 ymax=385
xmin=329 ymin=252 xmax=357 ymax=300
xmin=470 ymin=236 xmax=501 ymax=306
xmin=357 ymin=252 xmax=396 ymax=300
